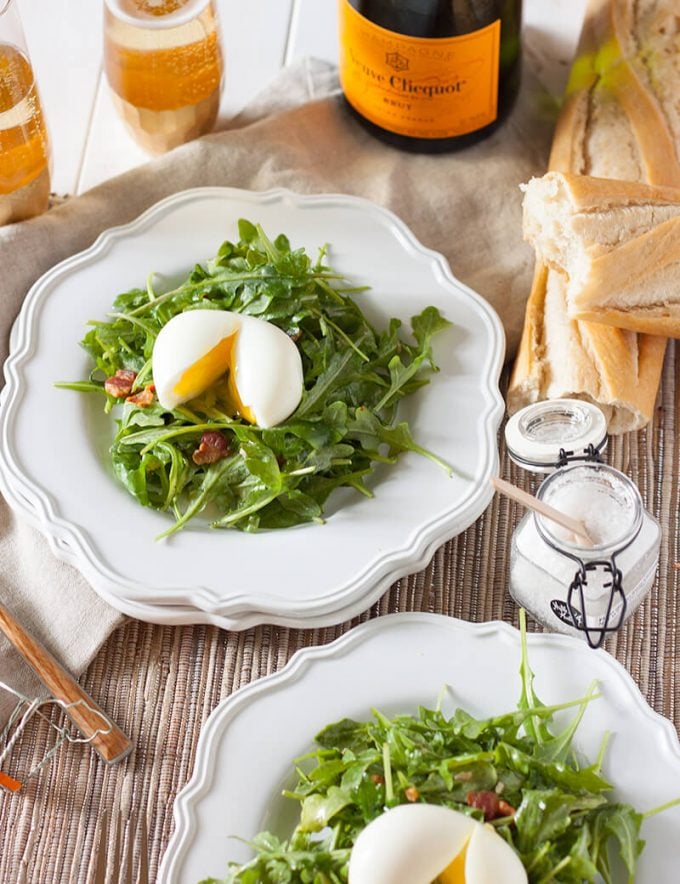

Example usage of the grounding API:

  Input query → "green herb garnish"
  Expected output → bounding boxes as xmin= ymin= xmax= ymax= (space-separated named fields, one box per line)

xmin=57 ymin=220 xmax=451 ymax=536
xmin=207 ymin=612 xmax=652 ymax=884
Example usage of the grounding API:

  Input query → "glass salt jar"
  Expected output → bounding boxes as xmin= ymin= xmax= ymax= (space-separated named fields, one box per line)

xmin=505 ymin=400 xmax=661 ymax=648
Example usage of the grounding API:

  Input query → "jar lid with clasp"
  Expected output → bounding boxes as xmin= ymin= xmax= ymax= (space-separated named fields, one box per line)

xmin=505 ymin=399 xmax=608 ymax=473
xmin=505 ymin=399 xmax=660 ymax=648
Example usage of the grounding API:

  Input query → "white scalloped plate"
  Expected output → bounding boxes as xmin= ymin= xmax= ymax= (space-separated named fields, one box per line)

xmin=0 ymin=189 xmax=504 ymax=629
xmin=159 ymin=613 xmax=680 ymax=884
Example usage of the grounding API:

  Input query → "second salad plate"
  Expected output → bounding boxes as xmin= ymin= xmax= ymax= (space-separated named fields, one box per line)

xmin=160 ymin=613 xmax=680 ymax=883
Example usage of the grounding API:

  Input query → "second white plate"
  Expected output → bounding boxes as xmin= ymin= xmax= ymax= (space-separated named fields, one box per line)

xmin=0 ymin=188 xmax=504 ymax=629
xmin=160 ymin=613 xmax=680 ymax=883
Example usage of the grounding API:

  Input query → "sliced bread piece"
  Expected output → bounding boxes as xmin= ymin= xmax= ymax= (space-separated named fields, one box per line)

xmin=522 ymin=171 xmax=680 ymax=337
xmin=508 ymin=0 xmax=678 ymax=432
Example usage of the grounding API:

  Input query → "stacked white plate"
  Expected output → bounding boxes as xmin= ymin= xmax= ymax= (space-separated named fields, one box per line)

xmin=0 ymin=189 xmax=504 ymax=629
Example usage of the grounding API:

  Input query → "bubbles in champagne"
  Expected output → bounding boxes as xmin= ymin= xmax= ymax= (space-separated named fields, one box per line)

xmin=125 ymin=0 xmax=186 ymax=16
xmin=105 ymin=0 xmax=211 ymax=28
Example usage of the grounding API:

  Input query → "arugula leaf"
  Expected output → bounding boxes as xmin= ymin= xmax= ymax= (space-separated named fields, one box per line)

xmin=515 ymin=789 xmax=607 ymax=852
xmin=591 ymin=804 xmax=645 ymax=883
xmin=518 ymin=608 xmax=552 ymax=746
xmin=299 ymin=787 xmax=353 ymax=832
xmin=411 ymin=305 xmax=452 ymax=365
xmin=374 ymin=308 xmax=451 ymax=410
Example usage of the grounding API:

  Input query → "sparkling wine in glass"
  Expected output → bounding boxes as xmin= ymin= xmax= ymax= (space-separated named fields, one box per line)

xmin=0 ymin=0 xmax=50 ymax=226
xmin=103 ymin=0 xmax=224 ymax=154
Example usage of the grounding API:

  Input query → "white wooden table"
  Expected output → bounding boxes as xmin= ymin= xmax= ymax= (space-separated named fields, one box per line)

xmin=17 ymin=0 xmax=587 ymax=197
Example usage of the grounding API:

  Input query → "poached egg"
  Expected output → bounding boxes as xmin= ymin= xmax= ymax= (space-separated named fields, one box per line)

xmin=152 ymin=309 xmax=304 ymax=427
xmin=348 ymin=804 xmax=528 ymax=884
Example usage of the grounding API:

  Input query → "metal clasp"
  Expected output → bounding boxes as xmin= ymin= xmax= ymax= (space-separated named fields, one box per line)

xmin=555 ymin=442 xmax=604 ymax=470
xmin=564 ymin=559 xmax=627 ymax=649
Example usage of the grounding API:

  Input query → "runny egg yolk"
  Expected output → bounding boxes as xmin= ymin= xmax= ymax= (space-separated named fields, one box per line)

xmin=436 ymin=838 xmax=469 ymax=883
xmin=171 ymin=332 xmax=256 ymax=424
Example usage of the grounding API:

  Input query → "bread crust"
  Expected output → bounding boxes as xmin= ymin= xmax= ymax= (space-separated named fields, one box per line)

xmin=522 ymin=171 xmax=680 ymax=337
xmin=554 ymin=172 xmax=680 ymax=211
xmin=509 ymin=0 xmax=680 ymax=432
xmin=572 ymin=213 xmax=680 ymax=331
xmin=573 ymin=307 xmax=680 ymax=337
xmin=509 ymin=263 xmax=548 ymax=402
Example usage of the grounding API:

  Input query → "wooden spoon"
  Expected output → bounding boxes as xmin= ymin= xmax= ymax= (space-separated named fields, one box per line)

xmin=491 ymin=476 xmax=595 ymax=547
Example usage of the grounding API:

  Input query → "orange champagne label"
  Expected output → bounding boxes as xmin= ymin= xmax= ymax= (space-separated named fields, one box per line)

xmin=339 ymin=2 xmax=500 ymax=139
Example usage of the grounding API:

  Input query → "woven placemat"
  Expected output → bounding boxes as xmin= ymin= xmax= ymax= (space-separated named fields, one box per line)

xmin=0 ymin=343 xmax=678 ymax=881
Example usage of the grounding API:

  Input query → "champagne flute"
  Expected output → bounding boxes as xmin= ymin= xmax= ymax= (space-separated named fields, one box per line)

xmin=0 ymin=0 xmax=50 ymax=226
xmin=103 ymin=0 xmax=224 ymax=154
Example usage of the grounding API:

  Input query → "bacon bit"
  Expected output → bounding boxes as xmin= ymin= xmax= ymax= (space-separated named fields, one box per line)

xmin=404 ymin=786 xmax=420 ymax=802
xmin=104 ymin=369 xmax=137 ymax=398
xmin=498 ymin=799 xmax=516 ymax=818
xmin=192 ymin=431 xmax=231 ymax=465
xmin=126 ymin=384 xmax=155 ymax=407
xmin=370 ymin=774 xmax=385 ymax=785
xmin=0 ymin=771 xmax=22 ymax=792
xmin=467 ymin=790 xmax=501 ymax=821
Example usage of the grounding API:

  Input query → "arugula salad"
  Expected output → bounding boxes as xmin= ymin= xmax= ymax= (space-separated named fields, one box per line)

xmin=206 ymin=612 xmax=674 ymax=884
xmin=58 ymin=220 xmax=451 ymax=536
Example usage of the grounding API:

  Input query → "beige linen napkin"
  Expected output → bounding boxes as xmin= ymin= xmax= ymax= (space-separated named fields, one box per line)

xmin=0 ymin=58 xmax=555 ymax=725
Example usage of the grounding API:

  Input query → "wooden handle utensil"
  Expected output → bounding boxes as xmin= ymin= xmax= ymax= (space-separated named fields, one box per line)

xmin=0 ymin=601 xmax=132 ymax=765
xmin=491 ymin=476 xmax=595 ymax=547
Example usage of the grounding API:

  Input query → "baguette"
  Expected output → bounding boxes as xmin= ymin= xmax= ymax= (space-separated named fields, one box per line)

xmin=508 ymin=0 xmax=680 ymax=433
xmin=522 ymin=171 xmax=680 ymax=337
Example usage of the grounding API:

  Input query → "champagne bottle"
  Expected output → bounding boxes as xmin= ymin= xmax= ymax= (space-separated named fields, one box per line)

xmin=338 ymin=0 xmax=522 ymax=152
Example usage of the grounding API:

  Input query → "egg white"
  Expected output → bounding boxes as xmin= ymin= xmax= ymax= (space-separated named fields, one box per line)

xmin=232 ymin=313 xmax=304 ymax=429
xmin=348 ymin=804 xmax=527 ymax=884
